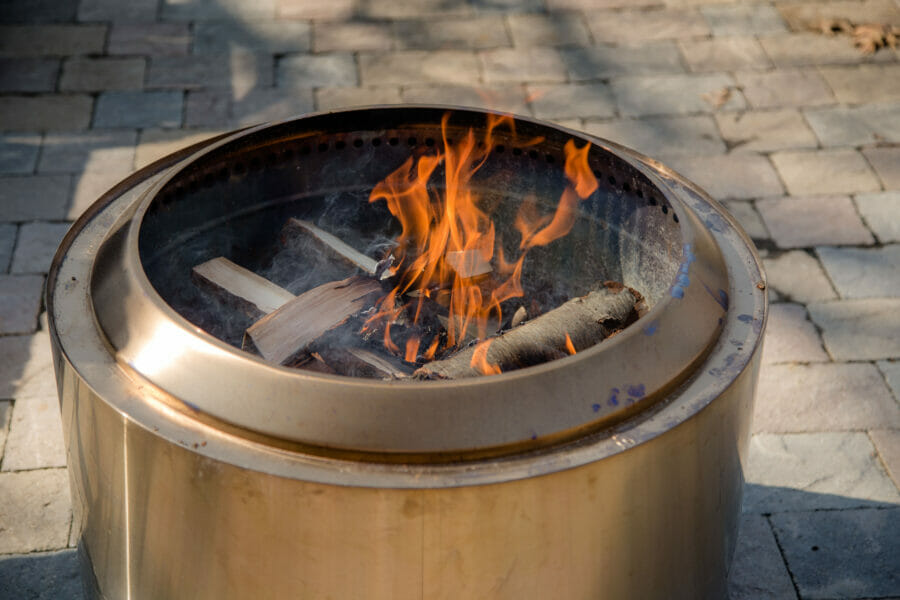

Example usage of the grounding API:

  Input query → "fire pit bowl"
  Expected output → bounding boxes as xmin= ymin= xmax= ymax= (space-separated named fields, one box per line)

xmin=48 ymin=106 xmax=766 ymax=599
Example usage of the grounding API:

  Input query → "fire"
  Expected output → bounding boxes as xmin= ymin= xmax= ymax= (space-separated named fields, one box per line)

xmin=365 ymin=113 xmax=597 ymax=369
xmin=564 ymin=333 xmax=577 ymax=355
xmin=471 ymin=339 xmax=501 ymax=375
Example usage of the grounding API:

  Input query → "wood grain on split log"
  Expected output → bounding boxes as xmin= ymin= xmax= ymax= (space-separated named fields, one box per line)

xmin=285 ymin=218 xmax=389 ymax=279
xmin=245 ymin=276 xmax=383 ymax=365
xmin=192 ymin=257 xmax=295 ymax=317
xmin=414 ymin=286 xmax=638 ymax=380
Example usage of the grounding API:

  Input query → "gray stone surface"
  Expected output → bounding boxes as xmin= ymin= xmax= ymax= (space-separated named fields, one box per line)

xmin=714 ymin=109 xmax=817 ymax=153
xmin=38 ymin=130 xmax=136 ymax=174
xmin=770 ymin=508 xmax=900 ymax=599
xmin=528 ymin=83 xmax=615 ymax=120
xmin=877 ymin=360 xmax=900 ymax=401
xmin=759 ymin=32 xmax=891 ymax=67
xmin=583 ymin=115 xmax=725 ymax=156
xmin=78 ymin=0 xmax=158 ymax=21
xmin=401 ymin=85 xmax=529 ymax=115
xmin=59 ymin=57 xmax=145 ymax=92
xmin=69 ymin=168 xmax=131 ymax=220
xmin=228 ymin=88 xmax=316 ymax=126
xmin=0 ymin=58 xmax=59 ymax=92
xmin=10 ymin=222 xmax=70 ymax=274
xmin=701 ymin=4 xmax=787 ymax=36
xmin=0 ymin=400 xmax=9 ymax=458
xmin=2 ymin=394 xmax=66 ymax=471
xmin=657 ymin=154 xmax=783 ymax=200
xmin=757 ymin=195 xmax=874 ymax=248
xmin=0 ymin=175 xmax=71 ymax=222
xmin=762 ymin=250 xmax=837 ymax=304
xmin=680 ymin=36 xmax=772 ymax=71
xmin=0 ymin=275 xmax=44 ymax=335
xmin=184 ymin=91 xmax=230 ymax=128
xmin=770 ymin=150 xmax=881 ymax=196
xmin=506 ymin=13 xmax=591 ymax=47
xmin=727 ymin=514 xmax=799 ymax=600
xmin=481 ymin=47 xmax=567 ymax=83
xmin=0 ymin=25 xmax=106 ymax=57
xmin=562 ymin=44 xmax=685 ymax=82
xmin=817 ymin=245 xmax=900 ymax=299
xmin=160 ymin=0 xmax=277 ymax=21
xmin=587 ymin=8 xmax=710 ymax=43
xmin=0 ymin=224 xmax=15 ymax=272
xmin=0 ymin=0 xmax=78 ymax=24
xmin=316 ymin=86 xmax=403 ymax=111
xmin=0 ymin=133 xmax=41 ymax=174
xmin=0 ymin=331 xmax=56 ymax=400
xmin=278 ymin=0 xmax=355 ymax=20
xmin=148 ymin=53 xmax=273 ymax=90
xmin=722 ymin=200 xmax=769 ymax=240
xmin=134 ymin=129 xmax=224 ymax=170
xmin=93 ymin=92 xmax=183 ymax=129
xmin=862 ymin=147 xmax=900 ymax=190
xmin=753 ymin=363 xmax=900 ymax=433
xmin=360 ymin=51 xmax=481 ymax=85
xmin=0 ymin=95 xmax=93 ymax=131
xmin=279 ymin=53 xmax=360 ymax=88
xmin=809 ymin=299 xmax=900 ymax=360
xmin=819 ymin=64 xmax=900 ymax=104
xmin=358 ymin=0 xmax=471 ymax=19
xmin=393 ymin=16 xmax=510 ymax=50
xmin=761 ymin=303 xmax=828 ymax=365
xmin=734 ymin=67 xmax=835 ymax=109
xmin=0 ymin=469 xmax=71 ymax=554
xmin=108 ymin=23 xmax=190 ymax=56
xmin=0 ymin=550 xmax=84 ymax=600
xmin=313 ymin=22 xmax=395 ymax=52
xmin=193 ymin=21 xmax=311 ymax=55
xmin=612 ymin=73 xmax=745 ymax=116
xmin=776 ymin=0 xmax=900 ymax=32
xmin=745 ymin=433 xmax=900 ymax=512
xmin=869 ymin=429 xmax=900 ymax=489
xmin=804 ymin=103 xmax=900 ymax=147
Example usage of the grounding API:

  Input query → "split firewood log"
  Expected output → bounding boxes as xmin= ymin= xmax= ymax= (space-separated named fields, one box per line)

xmin=414 ymin=284 xmax=638 ymax=380
xmin=192 ymin=257 xmax=295 ymax=317
xmin=283 ymin=218 xmax=390 ymax=279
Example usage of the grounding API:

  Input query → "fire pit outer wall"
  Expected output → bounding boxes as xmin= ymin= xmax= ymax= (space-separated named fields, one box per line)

xmin=47 ymin=107 xmax=766 ymax=600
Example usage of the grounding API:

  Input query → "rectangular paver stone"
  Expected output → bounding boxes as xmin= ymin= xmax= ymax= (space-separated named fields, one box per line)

xmin=809 ymin=298 xmax=900 ymax=360
xmin=0 ymin=275 xmax=44 ymax=334
xmin=0 ymin=175 xmax=71 ymax=221
xmin=358 ymin=0 xmax=471 ymax=19
xmin=734 ymin=68 xmax=835 ymax=108
xmin=528 ymin=83 xmax=615 ymax=119
xmin=0 ymin=550 xmax=84 ymax=600
xmin=278 ymin=0 xmax=354 ymax=20
xmin=612 ymin=73 xmax=745 ymax=116
xmin=10 ymin=222 xmax=70 ymax=274
xmin=562 ymin=44 xmax=684 ymax=81
xmin=770 ymin=508 xmax=900 ymax=599
xmin=0 ymin=469 xmax=71 ymax=554
xmin=134 ymin=130 xmax=225 ymax=170
xmin=762 ymin=250 xmax=836 ymax=303
xmin=777 ymin=0 xmax=900 ymax=32
xmin=722 ymin=200 xmax=769 ymax=239
xmin=583 ymin=115 xmax=725 ymax=156
xmin=401 ymin=85 xmax=529 ymax=115
xmin=69 ymin=168 xmax=132 ymax=220
xmin=817 ymin=245 xmax=900 ymax=299
xmin=108 ymin=23 xmax=190 ymax=57
xmin=587 ymin=9 xmax=709 ymax=43
xmin=0 ymin=58 xmax=59 ymax=92
xmin=679 ymin=37 xmax=771 ymax=72
xmin=759 ymin=32 xmax=893 ymax=67
xmin=702 ymin=4 xmax=787 ymax=36
xmin=2 ymin=395 xmax=66 ymax=471
xmin=804 ymin=103 xmax=900 ymax=147
xmin=78 ymin=0 xmax=158 ymax=21
xmin=507 ymin=14 xmax=591 ymax=47
xmin=94 ymin=92 xmax=183 ymax=129
xmin=148 ymin=53 xmax=274 ymax=90
xmin=0 ymin=133 xmax=41 ymax=174
xmin=761 ymin=303 xmax=828 ymax=365
xmin=745 ymin=432 xmax=900 ymax=512
xmin=316 ymin=87 xmax=402 ymax=111
xmin=0 ymin=25 xmax=106 ymax=57
xmin=161 ymin=0 xmax=276 ymax=20
xmin=757 ymin=195 xmax=874 ymax=248
xmin=313 ymin=22 xmax=395 ymax=53
xmin=481 ymin=48 xmax=567 ymax=83
xmin=876 ymin=360 xmax=900 ymax=400
xmin=862 ymin=147 xmax=900 ymax=190
xmin=727 ymin=514 xmax=798 ymax=600
xmin=0 ymin=224 xmax=15 ymax=272
xmin=59 ymin=57 xmax=145 ymax=92
xmin=656 ymin=154 xmax=782 ymax=200
xmin=869 ymin=429 xmax=900 ymax=489
xmin=856 ymin=191 xmax=900 ymax=243
xmin=193 ymin=21 xmax=311 ymax=55
xmin=818 ymin=64 xmax=900 ymax=104
xmin=360 ymin=51 xmax=480 ymax=86
xmin=0 ymin=95 xmax=93 ymax=131
xmin=279 ymin=53 xmax=359 ymax=87
xmin=754 ymin=363 xmax=900 ymax=433
xmin=39 ymin=130 xmax=137 ymax=175
xmin=229 ymin=88 xmax=315 ymax=126
xmin=0 ymin=0 xmax=78 ymax=24
xmin=393 ymin=16 xmax=510 ymax=50
xmin=770 ymin=150 xmax=881 ymax=196
xmin=715 ymin=109 xmax=817 ymax=152
xmin=0 ymin=332 xmax=55 ymax=400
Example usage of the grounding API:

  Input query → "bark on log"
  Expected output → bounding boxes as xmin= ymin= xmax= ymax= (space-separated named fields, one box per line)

xmin=414 ymin=285 xmax=638 ymax=380
xmin=192 ymin=257 xmax=295 ymax=317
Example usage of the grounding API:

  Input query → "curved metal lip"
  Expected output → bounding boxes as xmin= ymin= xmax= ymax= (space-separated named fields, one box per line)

xmin=80 ymin=105 xmax=731 ymax=455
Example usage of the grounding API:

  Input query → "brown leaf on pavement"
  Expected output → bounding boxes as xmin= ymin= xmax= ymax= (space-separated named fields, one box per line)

xmin=852 ymin=23 xmax=899 ymax=55
xmin=702 ymin=87 xmax=732 ymax=110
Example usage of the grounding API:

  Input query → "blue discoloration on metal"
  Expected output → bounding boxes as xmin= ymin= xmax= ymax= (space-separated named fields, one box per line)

xmin=737 ymin=314 xmax=753 ymax=324
xmin=608 ymin=388 xmax=620 ymax=406
xmin=592 ymin=403 xmax=601 ymax=412
xmin=627 ymin=384 xmax=646 ymax=399
xmin=643 ymin=319 xmax=660 ymax=335
xmin=183 ymin=400 xmax=200 ymax=412
xmin=670 ymin=243 xmax=696 ymax=298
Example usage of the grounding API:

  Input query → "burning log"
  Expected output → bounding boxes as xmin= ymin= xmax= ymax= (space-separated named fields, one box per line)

xmin=192 ymin=257 xmax=294 ymax=317
xmin=245 ymin=276 xmax=383 ymax=365
xmin=283 ymin=218 xmax=389 ymax=279
xmin=414 ymin=285 xmax=638 ymax=380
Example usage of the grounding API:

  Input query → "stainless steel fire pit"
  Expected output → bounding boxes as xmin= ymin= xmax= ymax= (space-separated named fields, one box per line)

xmin=48 ymin=106 xmax=766 ymax=599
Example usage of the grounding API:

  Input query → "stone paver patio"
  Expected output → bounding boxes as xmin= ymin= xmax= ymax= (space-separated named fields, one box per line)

xmin=1 ymin=0 xmax=898 ymax=598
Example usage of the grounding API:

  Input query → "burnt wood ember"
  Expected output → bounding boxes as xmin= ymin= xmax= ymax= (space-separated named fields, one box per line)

xmin=245 ymin=276 xmax=383 ymax=365
xmin=414 ymin=285 xmax=639 ymax=380
xmin=192 ymin=257 xmax=294 ymax=318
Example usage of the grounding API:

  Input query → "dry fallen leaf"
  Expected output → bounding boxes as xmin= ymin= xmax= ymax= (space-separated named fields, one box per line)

xmin=809 ymin=17 xmax=853 ymax=35
xmin=852 ymin=23 xmax=899 ymax=54
xmin=702 ymin=87 xmax=731 ymax=110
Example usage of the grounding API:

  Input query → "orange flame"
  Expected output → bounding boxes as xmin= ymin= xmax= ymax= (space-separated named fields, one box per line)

xmin=471 ymin=339 xmax=501 ymax=375
xmin=366 ymin=114 xmax=598 ymax=368
xmin=564 ymin=333 xmax=576 ymax=355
